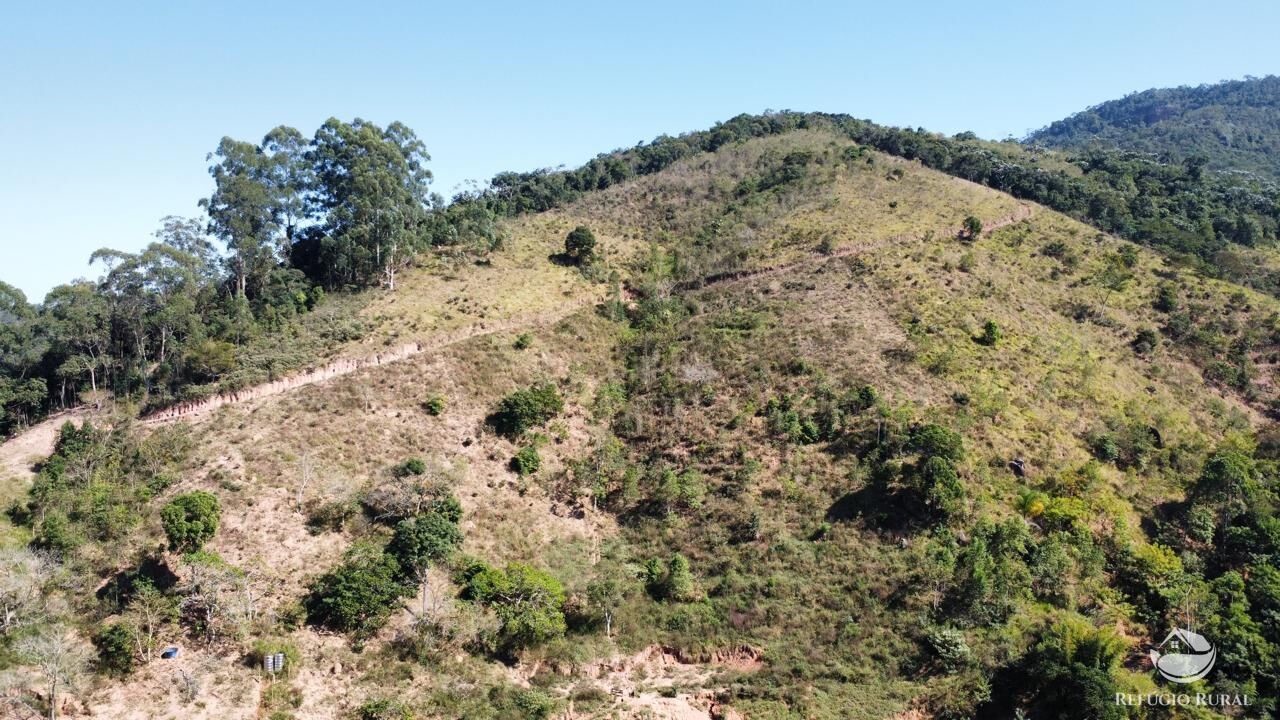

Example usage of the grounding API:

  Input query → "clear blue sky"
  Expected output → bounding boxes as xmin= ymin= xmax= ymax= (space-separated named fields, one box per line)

xmin=2 ymin=0 xmax=1277 ymax=301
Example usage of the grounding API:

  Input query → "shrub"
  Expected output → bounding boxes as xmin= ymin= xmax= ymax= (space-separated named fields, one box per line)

xmin=910 ymin=424 xmax=965 ymax=463
xmin=565 ymin=226 xmax=597 ymax=263
xmin=1154 ymin=283 xmax=1180 ymax=313
xmin=1087 ymin=431 xmax=1120 ymax=464
xmin=394 ymin=458 xmax=427 ymax=478
xmin=665 ymin=553 xmax=696 ymax=602
xmin=304 ymin=547 xmax=408 ymax=637
xmin=488 ymin=383 xmax=564 ymax=438
xmin=925 ymin=626 xmax=973 ymax=673
xmin=1131 ymin=328 xmax=1159 ymax=355
xmin=305 ymin=499 xmax=356 ymax=534
xmin=422 ymin=395 xmax=446 ymax=416
xmin=359 ymin=699 xmax=415 ymax=720
xmin=510 ymin=445 xmax=541 ymax=476
xmin=962 ymin=215 xmax=983 ymax=239
xmin=915 ymin=456 xmax=965 ymax=519
xmin=92 ymin=623 xmax=136 ymax=676
xmin=160 ymin=491 xmax=221 ymax=552
xmin=513 ymin=333 xmax=533 ymax=350
xmin=977 ymin=320 xmax=1001 ymax=346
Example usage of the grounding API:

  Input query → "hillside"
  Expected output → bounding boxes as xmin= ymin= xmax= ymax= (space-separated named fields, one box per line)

xmin=4 ymin=127 xmax=1280 ymax=720
xmin=1028 ymin=76 xmax=1280 ymax=179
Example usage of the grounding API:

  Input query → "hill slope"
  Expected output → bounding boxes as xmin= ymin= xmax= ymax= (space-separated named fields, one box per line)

xmin=1028 ymin=76 xmax=1280 ymax=179
xmin=4 ymin=128 xmax=1280 ymax=719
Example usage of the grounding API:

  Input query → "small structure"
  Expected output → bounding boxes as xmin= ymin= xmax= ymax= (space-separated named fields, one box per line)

xmin=1008 ymin=458 xmax=1026 ymax=478
xmin=161 ymin=647 xmax=180 ymax=659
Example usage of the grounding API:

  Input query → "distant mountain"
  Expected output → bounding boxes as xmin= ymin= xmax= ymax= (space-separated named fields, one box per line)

xmin=1027 ymin=76 xmax=1280 ymax=179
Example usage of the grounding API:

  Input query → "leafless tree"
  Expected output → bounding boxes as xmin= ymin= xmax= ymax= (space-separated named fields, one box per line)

xmin=0 ymin=548 xmax=56 ymax=636
xmin=15 ymin=626 xmax=90 ymax=720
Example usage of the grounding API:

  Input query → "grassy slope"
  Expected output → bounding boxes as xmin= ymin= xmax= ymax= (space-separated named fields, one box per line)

xmin=70 ymin=129 xmax=1280 ymax=718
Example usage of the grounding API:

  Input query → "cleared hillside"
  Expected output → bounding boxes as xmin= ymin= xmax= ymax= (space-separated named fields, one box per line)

xmin=4 ymin=128 xmax=1280 ymax=720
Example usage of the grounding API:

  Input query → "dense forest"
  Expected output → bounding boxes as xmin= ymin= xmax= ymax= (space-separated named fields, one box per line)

xmin=1027 ymin=76 xmax=1280 ymax=180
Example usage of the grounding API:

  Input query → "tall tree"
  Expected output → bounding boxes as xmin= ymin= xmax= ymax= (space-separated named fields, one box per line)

xmin=200 ymin=138 xmax=280 ymax=299
xmin=40 ymin=283 xmax=109 ymax=404
xmin=306 ymin=118 xmax=433 ymax=290
xmin=261 ymin=126 xmax=314 ymax=245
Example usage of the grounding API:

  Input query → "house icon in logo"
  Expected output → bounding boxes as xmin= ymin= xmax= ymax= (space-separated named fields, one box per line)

xmin=1150 ymin=627 xmax=1216 ymax=683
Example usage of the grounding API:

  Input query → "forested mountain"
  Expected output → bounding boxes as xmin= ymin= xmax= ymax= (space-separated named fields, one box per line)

xmin=4 ymin=109 xmax=1280 ymax=719
xmin=1027 ymin=76 xmax=1280 ymax=179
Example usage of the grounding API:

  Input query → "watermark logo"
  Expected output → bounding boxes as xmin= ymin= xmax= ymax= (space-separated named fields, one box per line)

xmin=1116 ymin=627 xmax=1250 ymax=708
xmin=1149 ymin=627 xmax=1216 ymax=684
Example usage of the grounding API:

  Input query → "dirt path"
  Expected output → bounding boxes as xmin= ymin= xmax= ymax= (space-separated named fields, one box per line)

xmin=0 ymin=409 xmax=87 ymax=483
xmin=0 ymin=294 xmax=604 ymax=479
xmin=1 ymin=206 xmax=1036 ymax=477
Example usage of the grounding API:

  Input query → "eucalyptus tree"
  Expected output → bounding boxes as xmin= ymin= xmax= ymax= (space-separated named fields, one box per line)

xmin=201 ymin=137 xmax=279 ymax=300
xmin=306 ymin=118 xmax=433 ymax=290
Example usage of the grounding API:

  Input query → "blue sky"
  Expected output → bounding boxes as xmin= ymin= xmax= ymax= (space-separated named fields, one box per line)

xmin=2 ymin=0 xmax=1277 ymax=301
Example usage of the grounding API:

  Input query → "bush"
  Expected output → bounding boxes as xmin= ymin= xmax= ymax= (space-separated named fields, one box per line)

xmin=359 ymin=699 xmax=415 ymax=720
xmin=394 ymin=458 xmax=427 ymax=478
xmin=1131 ymin=327 xmax=1159 ymax=355
xmin=249 ymin=638 xmax=302 ymax=674
xmin=92 ymin=623 xmax=136 ymax=676
xmin=910 ymin=424 xmax=965 ymax=463
xmin=513 ymin=333 xmax=533 ymax=350
xmin=565 ymin=226 xmax=597 ymax=263
xmin=510 ymin=445 xmax=541 ymax=476
xmin=422 ymin=395 xmax=446 ymax=416
xmin=962 ymin=215 xmax=983 ymax=239
xmin=488 ymin=383 xmax=563 ymax=438
xmin=664 ymin=553 xmax=696 ymax=602
xmin=160 ymin=491 xmax=221 ymax=552
xmin=915 ymin=456 xmax=965 ymax=519
xmin=1154 ymin=283 xmax=1180 ymax=313
xmin=305 ymin=499 xmax=356 ymax=534
xmin=977 ymin=320 xmax=1001 ymax=346
xmin=304 ymin=547 xmax=408 ymax=637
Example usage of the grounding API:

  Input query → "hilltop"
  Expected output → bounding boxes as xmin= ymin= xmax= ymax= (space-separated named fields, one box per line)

xmin=1027 ymin=76 xmax=1280 ymax=180
xmin=2 ymin=118 xmax=1280 ymax=720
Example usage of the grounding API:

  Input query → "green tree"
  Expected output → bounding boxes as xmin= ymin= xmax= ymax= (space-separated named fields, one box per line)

xmin=488 ymin=383 xmax=564 ymax=438
xmin=303 ymin=118 xmax=433 ymax=290
xmin=977 ymin=320 xmax=1002 ymax=346
xmin=466 ymin=563 xmax=567 ymax=648
xmin=913 ymin=456 xmax=965 ymax=519
xmin=962 ymin=215 xmax=983 ymax=239
xmin=304 ymin=545 xmax=407 ymax=637
xmin=565 ymin=226 xmax=597 ymax=263
xmin=91 ymin=623 xmax=136 ymax=677
xmin=665 ymin=553 xmax=696 ymax=602
xmin=201 ymin=137 xmax=281 ymax=299
xmin=41 ymin=282 xmax=110 ymax=400
xmin=160 ymin=491 xmax=221 ymax=552
xmin=386 ymin=512 xmax=462 ymax=614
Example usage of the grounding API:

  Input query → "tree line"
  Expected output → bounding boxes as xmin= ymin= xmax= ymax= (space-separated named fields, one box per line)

xmin=6 ymin=110 xmax=1279 ymax=436
xmin=0 ymin=118 xmax=502 ymax=436
xmin=468 ymin=111 xmax=1280 ymax=289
